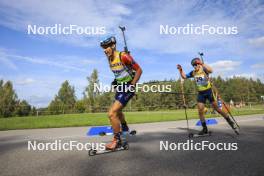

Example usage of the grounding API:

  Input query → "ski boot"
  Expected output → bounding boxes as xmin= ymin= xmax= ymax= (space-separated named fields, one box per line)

xmin=105 ymin=133 xmax=122 ymax=150
xmin=198 ymin=126 xmax=208 ymax=135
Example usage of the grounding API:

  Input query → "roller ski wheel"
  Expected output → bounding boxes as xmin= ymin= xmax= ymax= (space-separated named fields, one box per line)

xmin=88 ymin=149 xmax=97 ymax=156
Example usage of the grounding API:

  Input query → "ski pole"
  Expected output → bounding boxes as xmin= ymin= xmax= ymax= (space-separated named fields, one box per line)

xmin=180 ymin=78 xmax=190 ymax=136
xmin=119 ymin=26 xmax=129 ymax=53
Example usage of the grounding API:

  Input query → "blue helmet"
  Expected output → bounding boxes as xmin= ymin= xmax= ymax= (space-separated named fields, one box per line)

xmin=100 ymin=36 xmax=116 ymax=48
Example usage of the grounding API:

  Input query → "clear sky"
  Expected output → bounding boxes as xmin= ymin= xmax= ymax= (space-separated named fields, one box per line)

xmin=0 ymin=0 xmax=263 ymax=107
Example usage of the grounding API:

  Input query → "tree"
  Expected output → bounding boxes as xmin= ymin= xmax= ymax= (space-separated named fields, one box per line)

xmin=48 ymin=80 xmax=76 ymax=114
xmin=15 ymin=100 xmax=31 ymax=116
xmin=0 ymin=80 xmax=18 ymax=117
xmin=84 ymin=69 xmax=100 ymax=112
xmin=0 ymin=80 xmax=3 ymax=116
xmin=75 ymin=100 xmax=86 ymax=113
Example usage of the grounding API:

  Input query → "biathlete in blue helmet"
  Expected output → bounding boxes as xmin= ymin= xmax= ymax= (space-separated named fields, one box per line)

xmin=100 ymin=36 xmax=142 ymax=150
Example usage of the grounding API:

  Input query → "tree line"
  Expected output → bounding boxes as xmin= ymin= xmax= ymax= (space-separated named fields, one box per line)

xmin=1 ymin=69 xmax=264 ymax=117
xmin=47 ymin=69 xmax=264 ymax=114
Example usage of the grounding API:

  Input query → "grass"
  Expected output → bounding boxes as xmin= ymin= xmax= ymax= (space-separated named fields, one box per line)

xmin=0 ymin=105 xmax=263 ymax=131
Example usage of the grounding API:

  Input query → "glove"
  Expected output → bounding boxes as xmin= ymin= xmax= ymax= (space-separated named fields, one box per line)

xmin=177 ymin=64 xmax=182 ymax=71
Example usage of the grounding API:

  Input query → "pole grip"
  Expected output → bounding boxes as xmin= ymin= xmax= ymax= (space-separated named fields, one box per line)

xmin=198 ymin=52 xmax=204 ymax=64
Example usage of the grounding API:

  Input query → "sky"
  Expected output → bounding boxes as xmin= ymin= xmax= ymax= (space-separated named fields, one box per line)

xmin=0 ymin=0 xmax=263 ymax=107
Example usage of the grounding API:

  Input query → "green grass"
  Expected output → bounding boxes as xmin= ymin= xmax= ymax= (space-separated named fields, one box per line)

xmin=0 ymin=105 xmax=263 ymax=131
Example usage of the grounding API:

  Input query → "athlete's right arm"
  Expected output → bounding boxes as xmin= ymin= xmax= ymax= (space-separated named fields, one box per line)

xmin=177 ymin=64 xmax=187 ymax=79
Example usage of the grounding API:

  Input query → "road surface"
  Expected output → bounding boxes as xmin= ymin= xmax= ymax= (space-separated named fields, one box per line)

xmin=0 ymin=114 xmax=264 ymax=176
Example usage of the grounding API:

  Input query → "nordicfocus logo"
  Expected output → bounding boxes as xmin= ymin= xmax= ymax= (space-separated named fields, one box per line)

xmin=93 ymin=83 xmax=172 ymax=93
xmin=160 ymin=24 xmax=238 ymax=35
xmin=160 ymin=140 xmax=238 ymax=151
xmin=27 ymin=24 xmax=106 ymax=35
xmin=27 ymin=140 xmax=105 ymax=151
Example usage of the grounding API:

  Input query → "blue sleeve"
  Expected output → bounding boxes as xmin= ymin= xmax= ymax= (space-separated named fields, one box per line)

xmin=186 ymin=71 xmax=193 ymax=78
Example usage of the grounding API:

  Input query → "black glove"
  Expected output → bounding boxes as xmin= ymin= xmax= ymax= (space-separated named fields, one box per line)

xmin=177 ymin=64 xmax=182 ymax=71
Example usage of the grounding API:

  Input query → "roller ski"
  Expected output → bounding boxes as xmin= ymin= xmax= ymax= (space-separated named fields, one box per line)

xmin=189 ymin=126 xmax=212 ymax=138
xmin=99 ymin=130 xmax=136 ymax=136
xmin=88 ymin=132 xmax=129 ymax=156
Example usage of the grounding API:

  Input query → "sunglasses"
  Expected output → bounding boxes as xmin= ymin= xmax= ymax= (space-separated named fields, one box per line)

xmin=101 ymin=45 xmax=110 ymax=49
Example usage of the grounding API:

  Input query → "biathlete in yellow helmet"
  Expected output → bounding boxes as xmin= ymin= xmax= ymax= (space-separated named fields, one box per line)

xmin=100 ymin=36 xmax=142 ymax=150
xmin=177 ymin=58 xmax=237 ymax=135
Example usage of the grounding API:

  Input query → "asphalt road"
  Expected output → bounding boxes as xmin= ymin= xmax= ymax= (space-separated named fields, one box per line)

xmin=1 ymin=114 xmax=264 ymax=176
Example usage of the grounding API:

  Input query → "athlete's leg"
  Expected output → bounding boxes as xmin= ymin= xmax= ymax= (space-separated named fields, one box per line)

xmin=209 ymin=90 xmax=236 ymax=130
xmin=108 ymin=101 xmax=123 ymax=134
xmin=118 ymin=111 xmax=129 ymax=131
xmin=197 ymin=102 xmax=208 ymax=134
xmin=106 ymin=101 xmax=123 ymax=150
xmin=211 ymin=101 xmax=236 ymax=129
xmin=208 ymin=88 xmax=228 ymax=118
xmin=118 ymin=111 xmax=126 ymax=124
xmin=197 ymin=91 xmax=208 ymax=134
xmin=197 ymin=102 xmax=206 ymax=122
xmin=211 ymin=101 xmax=228 ymax=118
xmin=115 ymin=90 xmax=134 ymax=132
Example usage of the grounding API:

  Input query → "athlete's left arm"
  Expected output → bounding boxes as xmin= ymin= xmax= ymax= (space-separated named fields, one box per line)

xmin=121 ymin=53 xmax=142 ymax=85
xmin=202 ymin=63 xmax=213 ymax=73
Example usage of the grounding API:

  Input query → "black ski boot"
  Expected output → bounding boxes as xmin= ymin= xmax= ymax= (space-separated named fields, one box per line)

xmin=198 ymin=121 xmax=208 ymax=135
xmin=198 ymin=127 xmax=208 ymax=135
